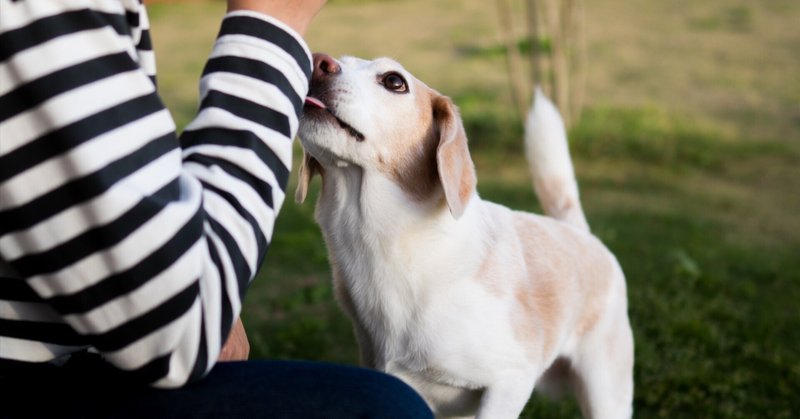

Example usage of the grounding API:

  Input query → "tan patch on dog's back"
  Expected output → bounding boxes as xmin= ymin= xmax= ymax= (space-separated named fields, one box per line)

xmin=510 ymin=216 xmax=569 ymax=360
xmin=473 ymin=231 xmax=508 ymax=298
xmin=573 ymin=240 xmax=616 ymax=337
xmin=505 ymin=214 xmax=616 ymax=361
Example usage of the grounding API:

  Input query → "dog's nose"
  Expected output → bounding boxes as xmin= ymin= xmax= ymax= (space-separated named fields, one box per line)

xmin=312 ymin=53 xmax=341 ymax=79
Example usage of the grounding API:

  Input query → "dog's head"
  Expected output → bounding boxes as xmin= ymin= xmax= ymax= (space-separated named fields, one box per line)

xmin=296 ymin=53 xmax=476 ymax=219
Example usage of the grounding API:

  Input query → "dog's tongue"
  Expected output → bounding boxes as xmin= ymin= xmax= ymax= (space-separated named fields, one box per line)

xmin=305 ymin=96 xmax=326 ymax=109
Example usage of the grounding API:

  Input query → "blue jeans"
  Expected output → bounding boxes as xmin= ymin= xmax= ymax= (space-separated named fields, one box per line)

xmin=1 ymin=354 xmax=434 ymax=419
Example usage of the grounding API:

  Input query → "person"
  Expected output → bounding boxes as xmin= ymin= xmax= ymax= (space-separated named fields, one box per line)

xmin=0 ymin=0 xmax=433 ymax=417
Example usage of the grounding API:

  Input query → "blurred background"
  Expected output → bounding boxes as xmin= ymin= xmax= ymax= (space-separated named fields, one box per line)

xmin=147 ymin=0 xmax=799 ymax=417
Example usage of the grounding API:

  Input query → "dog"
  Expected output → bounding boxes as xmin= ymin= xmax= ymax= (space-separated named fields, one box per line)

xmin=295 ymin=53 xmax=634 ymax=419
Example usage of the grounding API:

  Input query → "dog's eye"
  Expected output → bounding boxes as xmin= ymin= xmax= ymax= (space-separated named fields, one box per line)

xmin=380 ymin=72 xmax=408 ymax=93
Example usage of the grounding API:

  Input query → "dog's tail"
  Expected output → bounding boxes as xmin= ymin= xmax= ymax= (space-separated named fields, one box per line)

xmin=524 ymin=87 xmax=590 ymax=232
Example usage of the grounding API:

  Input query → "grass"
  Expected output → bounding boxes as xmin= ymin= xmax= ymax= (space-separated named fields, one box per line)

xmin=147 ymin=0 xmax=800 ymax=417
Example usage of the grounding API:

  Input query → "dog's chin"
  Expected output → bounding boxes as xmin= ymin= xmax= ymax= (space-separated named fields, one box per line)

xmin=298 ymin=125 xmax=357 ymax=168
xmin=301 ymin=103 xmax=366 ymax=142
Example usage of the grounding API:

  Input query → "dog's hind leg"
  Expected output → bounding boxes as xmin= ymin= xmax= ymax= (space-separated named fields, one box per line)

xmin=524 ymin=88 xmax=590 ymax=232
xmin=570 ymin=310 xmax=634 ymax=419
xmin=474 ymin=372 xmax=537 ymax=419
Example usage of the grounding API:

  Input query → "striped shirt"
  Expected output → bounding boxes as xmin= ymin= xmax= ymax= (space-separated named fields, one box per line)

xmin=0 ymin=0 xmax=311 ymax=387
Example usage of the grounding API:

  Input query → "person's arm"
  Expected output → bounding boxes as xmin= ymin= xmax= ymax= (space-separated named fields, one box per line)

xmin=228 ymin=0 xmax=326 ymax=36
xmin=219 ymin=317 xmax=251 ymax=361
xmin=0 ymin=0 xmax=322 ymax=387
xmin=215 ymin=0 xmax=325 ymax=363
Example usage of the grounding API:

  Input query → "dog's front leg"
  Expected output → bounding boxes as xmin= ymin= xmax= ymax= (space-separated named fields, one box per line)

xmin=475 ymin=373 xmax=536 ymax=419
xmin=332 ymin=277 xmax=378 ymax=368
xmin=352 ymin=321 xmax=377 ymax=368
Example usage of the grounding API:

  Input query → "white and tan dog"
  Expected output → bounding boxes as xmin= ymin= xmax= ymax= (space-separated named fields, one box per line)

xmin=296 ymin=53 xmax=634 ymax=419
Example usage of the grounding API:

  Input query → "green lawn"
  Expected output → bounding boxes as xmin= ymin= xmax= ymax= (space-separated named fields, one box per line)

xmin=149 ymin=1 xmax=799 ymax=417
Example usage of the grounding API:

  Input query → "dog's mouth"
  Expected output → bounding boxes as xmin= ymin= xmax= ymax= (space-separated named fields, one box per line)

xmin=304 ymin=96 xmax=366 ymax=142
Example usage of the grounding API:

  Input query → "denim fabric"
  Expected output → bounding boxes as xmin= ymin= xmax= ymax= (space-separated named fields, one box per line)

xmin=1 ymin=355 xmax=434 ymax=419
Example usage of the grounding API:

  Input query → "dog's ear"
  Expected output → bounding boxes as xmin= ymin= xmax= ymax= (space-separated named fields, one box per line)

xmin=433 ymin=96 xmax=476 ymax=219
xmin=295 ymin=149 xmax=321 ymax=204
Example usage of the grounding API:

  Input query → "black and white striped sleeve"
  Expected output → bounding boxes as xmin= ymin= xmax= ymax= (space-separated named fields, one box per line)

xmin=0 ymin=2 xmax=311 ymax=387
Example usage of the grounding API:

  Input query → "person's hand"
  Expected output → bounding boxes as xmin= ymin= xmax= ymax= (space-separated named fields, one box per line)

xmin=227 ymin=0 xmax=327 ymax=36
xmin=219 ymin=317 xmax=250 ymax=362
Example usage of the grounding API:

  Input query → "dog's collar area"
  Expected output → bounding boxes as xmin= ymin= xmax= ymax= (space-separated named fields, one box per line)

xmin=304 ymin=96 xmax=366 ymax=142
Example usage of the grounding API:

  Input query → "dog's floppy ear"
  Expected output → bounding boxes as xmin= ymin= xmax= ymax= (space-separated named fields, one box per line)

xmin=295 ymin=149 xmax=322 ymax=204
xmin=433 ymin=96 xmax=476 ymax=219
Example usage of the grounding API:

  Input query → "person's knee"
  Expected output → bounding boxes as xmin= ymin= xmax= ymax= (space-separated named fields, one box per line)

xmin=199 ymin=360 xmax=434 ymax=418
xmin=341 ymin=367 xmax=433 ymax=418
